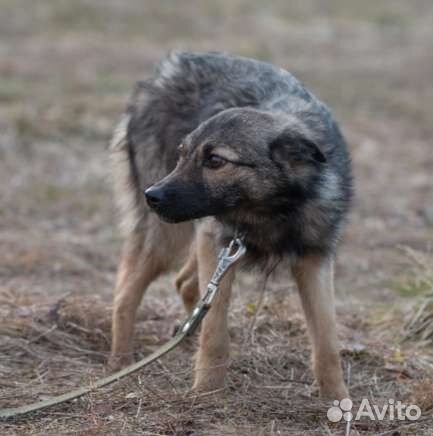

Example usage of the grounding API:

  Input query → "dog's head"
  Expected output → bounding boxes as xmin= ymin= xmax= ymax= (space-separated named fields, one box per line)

xmin=144 ymin=107 xmax=327 ymax=223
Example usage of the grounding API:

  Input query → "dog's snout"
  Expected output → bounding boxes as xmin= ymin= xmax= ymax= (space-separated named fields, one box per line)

xmin=144 ymin=186 xmax=165 ymax=208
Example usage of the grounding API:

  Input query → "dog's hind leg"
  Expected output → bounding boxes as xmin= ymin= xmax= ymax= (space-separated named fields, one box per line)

xmin=193 ymin=221 xmax=235 ymax=392
xmin=175 ymin=240 xmax=200 ymax=314
xmin=292 ymin=254 xmax=348 ymax=400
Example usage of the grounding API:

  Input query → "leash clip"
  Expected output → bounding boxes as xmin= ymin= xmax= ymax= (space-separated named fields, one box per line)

xmin=181 ymin=237 xmax=246 ymax=334
xmin=209 ymin=237 xmax=246 ymax=293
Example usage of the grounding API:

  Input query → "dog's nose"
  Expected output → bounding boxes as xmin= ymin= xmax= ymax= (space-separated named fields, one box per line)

xmin=144 ymin=186 xmax=165 ymax=207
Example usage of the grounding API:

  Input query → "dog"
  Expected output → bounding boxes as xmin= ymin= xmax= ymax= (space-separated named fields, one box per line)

xmin=108 ymin=51 xmax=353 ymax=400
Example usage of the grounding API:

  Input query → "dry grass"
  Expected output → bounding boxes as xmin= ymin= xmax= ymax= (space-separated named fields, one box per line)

xmin=1 ymin=0 xmax=433 ymax=434
xmin=1 ymin=286 xmax=432 ymax=435
xmin=400 ymin=248 xmax=433 ymax=345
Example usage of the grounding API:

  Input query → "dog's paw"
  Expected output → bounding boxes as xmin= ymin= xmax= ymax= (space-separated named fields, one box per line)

xmin=107 ymin=354 xmax=133 ymax=372
xmin=191 ymin=381 xmax=225 ymax=395
xmin=192 ymin=371 xmax=225 ymax=393
xmin=319 ymin=383 xmax=349 ymax=401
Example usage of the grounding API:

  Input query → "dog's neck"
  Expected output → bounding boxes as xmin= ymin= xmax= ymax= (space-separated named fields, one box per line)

xmin=217 ymin=209 xmax=294 ymax=260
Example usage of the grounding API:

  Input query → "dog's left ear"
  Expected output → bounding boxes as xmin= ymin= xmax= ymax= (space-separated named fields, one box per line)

xmin=269 ymin=129 xmax=327 ymax=164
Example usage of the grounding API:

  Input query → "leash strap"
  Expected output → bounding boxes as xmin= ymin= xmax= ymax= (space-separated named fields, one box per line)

xmin=0 ymin=334 xmax=185 ymax=419
xmin=0 ymin=237 xmax=246 ymax=419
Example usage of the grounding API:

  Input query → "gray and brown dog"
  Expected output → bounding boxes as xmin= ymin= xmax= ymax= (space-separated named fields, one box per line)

xmin=108 ymin=51 xmax=353 ymax=400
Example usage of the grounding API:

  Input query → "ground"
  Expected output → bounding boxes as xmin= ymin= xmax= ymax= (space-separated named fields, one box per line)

xmin=1 ymin=1 xmax=433 ymax=435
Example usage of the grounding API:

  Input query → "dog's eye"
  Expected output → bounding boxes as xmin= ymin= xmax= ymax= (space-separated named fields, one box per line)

xmin=204 ymin=154 xmax=226 ymax=169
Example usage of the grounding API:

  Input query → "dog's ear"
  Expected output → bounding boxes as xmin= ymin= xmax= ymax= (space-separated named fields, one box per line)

xmin=269 ymin=129 xmax=327 ymax=164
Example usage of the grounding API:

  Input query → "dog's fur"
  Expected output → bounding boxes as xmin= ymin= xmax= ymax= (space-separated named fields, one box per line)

xmin=108 ymin=51 xmax=353 ymax=399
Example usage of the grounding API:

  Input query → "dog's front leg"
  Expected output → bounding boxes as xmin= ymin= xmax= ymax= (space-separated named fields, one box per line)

xmin=292 ymin=254 xmax=348 ymax=400
xmin=193 ymin=223 xmax=235 ymax=392
xmin=110 ymin=232 xmax=167 ymax=370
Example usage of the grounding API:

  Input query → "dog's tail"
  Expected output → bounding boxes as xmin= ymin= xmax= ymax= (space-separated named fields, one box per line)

xmin=108 ymin=114 xmax=145 ymax=237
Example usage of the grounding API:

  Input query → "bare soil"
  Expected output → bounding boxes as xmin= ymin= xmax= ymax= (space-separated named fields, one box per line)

xmin=1 ymin=1 xmax=433 ymax=434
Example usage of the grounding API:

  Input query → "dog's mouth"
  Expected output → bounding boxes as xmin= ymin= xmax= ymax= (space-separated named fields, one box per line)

xmin=145 ymin=190 xmax=236 ymax=224
xmin=144 ymin=187 xmax=210 ymax=223
xmin=150 ymin=206 xmax=198 ymax=223
xmin=151 ymin=203 xmax=219 ymax=223
xmin=144 ymin=181 xmax=242 ymax=224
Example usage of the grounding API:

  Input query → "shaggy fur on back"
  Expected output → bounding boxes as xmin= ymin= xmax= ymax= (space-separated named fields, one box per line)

xmin=111 ymin=51 xmax=353 ymax=261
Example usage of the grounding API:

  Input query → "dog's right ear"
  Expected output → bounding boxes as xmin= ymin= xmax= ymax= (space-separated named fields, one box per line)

xmin=269 ymin=129 xmax=327 ymax=165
